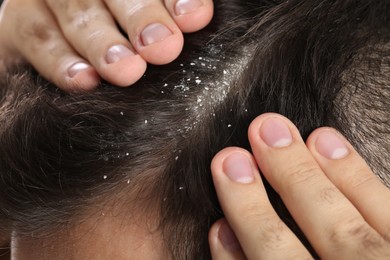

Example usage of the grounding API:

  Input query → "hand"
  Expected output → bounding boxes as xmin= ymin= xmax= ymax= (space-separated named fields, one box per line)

xmin=0 ymin=0 xmax=213 ymax=91
xmin=209 ymin=113 xmax=390 ymax=259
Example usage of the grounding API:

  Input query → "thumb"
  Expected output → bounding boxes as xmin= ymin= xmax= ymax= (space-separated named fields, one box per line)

xmin=209 ymin=218 xmax=246 ymax=260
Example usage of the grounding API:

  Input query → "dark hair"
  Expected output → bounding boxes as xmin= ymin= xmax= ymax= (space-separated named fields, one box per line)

xmin=0 ymin=0 xmax=389 ymax=258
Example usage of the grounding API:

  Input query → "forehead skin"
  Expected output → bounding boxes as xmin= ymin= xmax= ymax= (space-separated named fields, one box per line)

xmin=11 ymin=199 xmax=168 ymax=260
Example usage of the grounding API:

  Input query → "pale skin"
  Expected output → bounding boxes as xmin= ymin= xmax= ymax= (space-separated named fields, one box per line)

xmin=0 ymin=1 xmax=389 ymax=259
xmin=209 ymin=113 xmax=390 ymax=259
xmin=0 ymin=0 xmax=214 ymax=91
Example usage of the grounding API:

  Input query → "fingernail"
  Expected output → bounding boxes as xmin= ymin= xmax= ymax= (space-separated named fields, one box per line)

xmin=141 ymin=23 xmax=173 ymax=46
xmin=175 ymin=0 xmax=203 ymax=15
xmin=218 ymin=221 xmax=241 ymax=252
xmin=260 ymin=117 xmax=293 ymax=147
xmin=106 ymin=44 xmax=134 ymax=64
xmin=315 ymin=131 xmax=349 ymax=159
xmin=68 ymin=62 xmax=90 ymax=78
xmin=223 ymin=153 xmax=254 ymax=184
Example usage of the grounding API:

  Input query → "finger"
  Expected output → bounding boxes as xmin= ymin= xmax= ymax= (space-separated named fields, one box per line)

xmin=46 ymin=0 xmax=146 ymax=87
xmin=3 ymin=0 xmax=99 ymax=91
xmin=164 ymin=0 xmax=214 ymax=33
xmin=306 ymin=128 xmax=390 ymax=240
xmin=209 ymin=219 xmax=246 ymax=260
xmin=0 ymin=0 xmax=21 ymax=62
xmin=248 ymin=113 xmax=387 ymax=258
xmin=211 ymin=147 xmax=311 ymax=259
xmin=105 ymin=0 xmax=184 ymax=65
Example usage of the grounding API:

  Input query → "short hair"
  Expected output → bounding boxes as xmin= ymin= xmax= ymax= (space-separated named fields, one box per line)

xmin=0 ymin=0 xmax=389 ymax=258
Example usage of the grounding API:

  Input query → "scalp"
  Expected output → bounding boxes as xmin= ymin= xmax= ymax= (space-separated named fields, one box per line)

xmin=0 ymin=0 xmax=389 ymax=259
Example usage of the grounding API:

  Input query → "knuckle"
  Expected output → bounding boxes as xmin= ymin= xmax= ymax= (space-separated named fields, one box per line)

xmin=383 ymin=227 xmax=390 ymax=242
xmin=125 ymin=1 xmax=155 ymax=16
xmin=28 ymin=22 xmax=53 ymax=42
xmin=239 ymin=198 xmax=271 ymax=220
xmin=68 ymin=11 xmax=101 ymax=31
xmin=47 ymin=0 xmax=92 ymax=14
xmin=18 ymin=20 xmax=56 ymax=49
xmin=341 ymin=168 xmax=376 ymax=190
xmin=236 ymin=201 xmax=288 ymax=249
xmin=330 ymin=219 xmax=383 ymax=249
xmin=47 ymin=44 xmax=69 ymax=60
xmin=82 ymin=30 xmax=110 ymax=60
xmin=124 ymin=2 xmax=159 ymax=23
xmin=2 ymin=2 xmax=55 ymax=45
xmin=255 ymin=217 xmax=287 ymax=249
xmin=282 ymin=160 xmax=321 ymax=188
xmin=84 ymin=29 xmax=107 ymax=44
xmin=318 ymin=186 xmax=340 ymax=205
xmin=47 ymin=0 xmax=102 ymax=30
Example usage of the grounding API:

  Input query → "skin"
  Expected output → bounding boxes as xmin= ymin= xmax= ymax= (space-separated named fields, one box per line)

xmin=209 ymin=113 xmax=390 ymax=259
xmin=11 ymin=201 xmax=167 ymax=260
xmin=0 ymin=1 xmax=389 ymax=258
xmin=0 ymin=0 xmax=214 ymax=91
xmin=8 ymin=113 xmax=390 ymax=259
xmin=0 ymin=0 xmax=213 ymax=258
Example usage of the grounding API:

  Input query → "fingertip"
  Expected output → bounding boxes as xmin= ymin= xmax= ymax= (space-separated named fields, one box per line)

xmin=211 ymin=147 xmax=255 ymax=183
xmin=248 ymin=113 xmax=281 ymax=141
xmin=211 ymin=147 xmax=245 ymax=171
xmin=208 ymin=218 xmax=223 ymax=248
xmin=99 ymin=54 xmax=147 ymax=87
xmin=172 ymin=0 xmax=214 ymax=33
xmin=306 ymin=128 xmax=350 ymax=161
xmin=64 ymin=66 xmax=100 ymax=91
xmin=209 ymin=219 xmax=245 ymax=260
xmin=248 ymin=113 xmax=302 ymax=150
xmin=105 ymin=44 xmax=136 ymax=65
xmin=217 ymin=219 xmax=242 ymax=253
xmin=135 ymin=27 xmax=184 ymax=65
